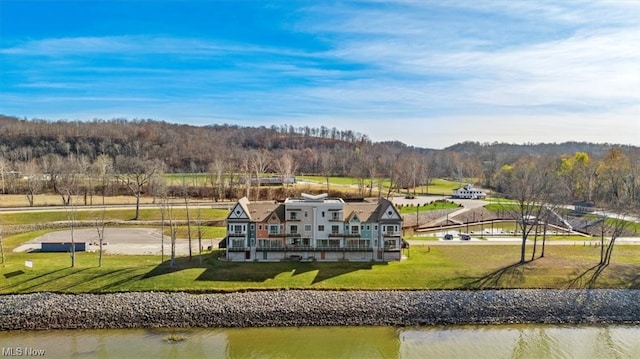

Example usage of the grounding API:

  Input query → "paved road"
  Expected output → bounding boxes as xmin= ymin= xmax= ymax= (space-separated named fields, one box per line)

xmin=407 ymin=237 xmax=640 ymax=246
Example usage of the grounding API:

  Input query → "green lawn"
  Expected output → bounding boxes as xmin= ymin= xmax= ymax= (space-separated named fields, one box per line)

xmin=0 ymin=208 xmax=228 ymax=225
xmin=398 ymin=200 xmax=460 ymax=214
xmin=2 ymin=240 xmax=638 ymax=293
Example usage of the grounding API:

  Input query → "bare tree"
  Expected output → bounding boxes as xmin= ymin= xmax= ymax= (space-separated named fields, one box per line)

xmin=594 ymin=148 xmax=637 ymax=265
xmin=160 ymin=197 xmax=167 ymax=263
xmin=93 ymin=154 xmax=113 ymax=203
xmin=0 ymin=215 xmax=5 ymax=266
xmin=208 ymin=157 xmax=226 ymax=202
xmin=19 ymin=160 xmax=43 ymax=207
xmin=115 ymin=156 xmax=161 ymax=220
xmin=182 ymin=175 xmax=193 ymax=261
xmin=94 ymin=207 xmax=106 ymax=267
xmin=196 ymin=206 xmax=203 ymax=265
xmin=251 ymin=150 xmax=270 ymax=201
xmin=76 ymin=155 xmax=91 ymax=205
xmin=275 ymin=151 xmax=298 ymax=197
xmin=319 ymin=151 xmax=333 ymax=194
xmin=0 ymin=155 xmax=8 ymax=194
xmin=39 ymin=153 xmax=67 ymax=204
xmin=494 ymin=156 xmax=559 ymax=263
xmin=420 ymin=154 xmax=434 ymax=195
xmin=168 ymin=204 xmax=177 ymax=268
xmin=66 ymin=192 xmax=77 ymax=267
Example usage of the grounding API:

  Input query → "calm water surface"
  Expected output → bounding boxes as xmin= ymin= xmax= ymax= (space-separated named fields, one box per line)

xmin=0 ymin=325 xmax=638 ymax=358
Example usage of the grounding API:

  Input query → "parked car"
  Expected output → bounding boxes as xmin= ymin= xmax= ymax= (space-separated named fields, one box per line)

xmin=444 ymin=234 xmax=454 ymax=240
xmin=460 ymin=234 xmax=471 ymax=241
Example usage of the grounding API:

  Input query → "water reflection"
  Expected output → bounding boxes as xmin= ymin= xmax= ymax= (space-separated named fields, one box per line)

xmin=0 ymin=325 xmax=638 ymax=358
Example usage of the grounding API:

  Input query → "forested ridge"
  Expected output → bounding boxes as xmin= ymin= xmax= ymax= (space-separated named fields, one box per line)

xmin=0 ymin=115 xmax=638 ymax=209
xmin=2 ymin=115 xmax=634 ymax=173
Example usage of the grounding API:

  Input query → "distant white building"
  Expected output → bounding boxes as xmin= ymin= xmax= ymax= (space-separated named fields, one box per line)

xmin=452 ymin=184 xmax=487 ymax=199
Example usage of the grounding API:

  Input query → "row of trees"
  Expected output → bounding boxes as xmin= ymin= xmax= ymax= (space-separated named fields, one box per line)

xmin=494 ymin=149 xmax=639 ymax=264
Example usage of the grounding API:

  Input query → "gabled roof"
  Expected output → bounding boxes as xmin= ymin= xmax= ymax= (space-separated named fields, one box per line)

xmin=248 ymin=202 xmax=284 ymax=222
xmin=344 ymin=202 xmax=379 ymax=223
xmin=371 ymin=198 xmax=401 ymax=221
xmin=227 ymin=197 xmax=251 ymax=220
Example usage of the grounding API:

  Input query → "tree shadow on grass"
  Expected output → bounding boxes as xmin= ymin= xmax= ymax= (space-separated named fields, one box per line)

xmin=565 ymin=264 xmax=607 ymax=289
xmin=62 ymin=268 xmax=142 ymax=292
xmin=461 ymin=262 xmax=527 ymax=289
xmin=92 ymin=268 xmax=147 ymax=292
xmin=565 ymin=262 xmax=640 ymax=289
xmin=143 ymin=253 xmax=386 ymax=285
xmin=0 ymin=268 xmax=68 ymax=292
xmin=3 ymin=270 xmax=24 ymax=279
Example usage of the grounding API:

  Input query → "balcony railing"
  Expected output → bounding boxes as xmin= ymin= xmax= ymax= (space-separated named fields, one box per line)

xmin=328 ymin=233 xmax=361 ymax=238
xmin=256 ymin=245 xmax=374 ymax=252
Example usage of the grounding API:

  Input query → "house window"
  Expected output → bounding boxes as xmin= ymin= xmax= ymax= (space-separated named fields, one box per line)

xmin=304 ymin=224 xmax=312 ymax=232
xmin=232 ymin=225 xmax=243 ymax=234
xmin=322 ymin=211 xmax=325 ymax=217
xmin=231 ymin=239 xmax=245 ymax=248
xmin=304 ymin=211 xmax=308 ymax=218
xmin=332 ymin=212 xmax=340 ymax=220
xmin=366 ymin=225 xmax=370 ymax=230
xmin=290 ymin=225 xmax=298 ymax=234
xmin=269 ymin=224 xmax=280 ymax=235
xmin=331 ymin=225 xmax=340 ymax=234
xmin=258 ymin=224 xmax=263 ymax=230
xmin=351 ymin=226 xmax=359 ymax=234
xmin=290 ymin=212 xmax=298 ymax=220
xmin=383 ymin=225 xmax=397 ymax=234
xmin=374 ymin=225 xmax=378 ymax=230
xmin=318 ymin=225 xmax=325 ymax=232
xmin=250 ymin=224 xmax=255 ymax=230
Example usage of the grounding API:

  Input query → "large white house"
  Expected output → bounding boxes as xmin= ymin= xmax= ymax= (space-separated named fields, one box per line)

xmin=224 ymin=193 xmax=404 ymax=262
xmin=452 ymin=184 xmax=487 ymax=199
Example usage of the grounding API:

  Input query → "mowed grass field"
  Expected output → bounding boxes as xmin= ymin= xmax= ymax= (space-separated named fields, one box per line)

xmin=1 ymin=176 xmax=638 ymax=294
xmin=1 ymin=236 xmax=639 ymax=294
xmin=0 ymin=208 xmax=229 ymax=225
xmin=297 ymin=176 xmax=464 ymax=196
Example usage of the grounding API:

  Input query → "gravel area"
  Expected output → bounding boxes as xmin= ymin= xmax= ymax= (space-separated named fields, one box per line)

xmin=1 ymin=289 xmax=639 ymax=330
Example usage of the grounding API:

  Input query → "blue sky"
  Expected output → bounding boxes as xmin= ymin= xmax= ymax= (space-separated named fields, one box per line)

xmin=1 ymin=0 xmax=638 ymax=149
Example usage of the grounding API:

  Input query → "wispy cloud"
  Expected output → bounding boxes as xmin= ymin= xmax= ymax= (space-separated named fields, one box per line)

xmin=1 ymin=1 xmax=638 ymax=148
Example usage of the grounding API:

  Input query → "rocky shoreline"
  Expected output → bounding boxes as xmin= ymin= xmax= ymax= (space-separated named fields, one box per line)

xmin=1 ymin=289 xmax=639 ymax=330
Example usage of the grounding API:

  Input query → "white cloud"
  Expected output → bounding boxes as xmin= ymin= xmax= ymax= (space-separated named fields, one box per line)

xmin=2 ymin=1 xmax=639 ymax=148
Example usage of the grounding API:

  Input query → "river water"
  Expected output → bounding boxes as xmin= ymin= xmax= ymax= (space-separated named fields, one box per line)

xmin=0 ymin=325 xmax=638 ymax=358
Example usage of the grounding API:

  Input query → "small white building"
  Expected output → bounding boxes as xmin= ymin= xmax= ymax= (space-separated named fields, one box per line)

xmin=452 ymin=184 xmax=487 ymax=199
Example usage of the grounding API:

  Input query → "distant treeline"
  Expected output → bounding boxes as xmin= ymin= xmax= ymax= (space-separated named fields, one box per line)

xmin=0 ymin=115 xmax=638 ymax=207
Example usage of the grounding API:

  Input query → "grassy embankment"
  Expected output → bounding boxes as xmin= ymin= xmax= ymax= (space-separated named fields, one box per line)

xmin=1 ymin=237 xmax=639 ymax=293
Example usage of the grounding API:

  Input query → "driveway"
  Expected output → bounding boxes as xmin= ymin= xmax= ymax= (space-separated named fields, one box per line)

xmin=14 ymin=228 xmax=217 ymax=255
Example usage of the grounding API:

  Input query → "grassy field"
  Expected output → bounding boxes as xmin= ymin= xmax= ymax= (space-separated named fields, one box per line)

xmin=0 ymin=194 xmax=162 ymax=208
xmin=296 ymin=176 xmax=464 ymax=196
xmin=398 ymin=200 xmax=460 ymax=214
xmin=1 ymin=237 xmax=638 ymax=293
xmin=0 ymin=208 xmax=229 ymax=225
xmin=1 ymin=176 xmax=638 ymax=294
